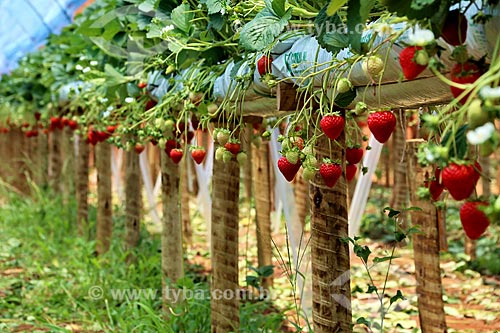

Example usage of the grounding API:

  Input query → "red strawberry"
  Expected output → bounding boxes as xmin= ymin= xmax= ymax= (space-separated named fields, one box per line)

xmin=399 ymin=46 xmax=428 ymax=80
xmin=87 ymin=128 xmax=99 ymax=145
xmin=320 ymin=162 xmax=342 ymax=188
xmin=224 ymin=142 xmax=241 ymax=155
xmin=191 ymin=148 xmax=206 ymax=164
xmin=34 ymin=112 xmax=41 ymax=121
xmin=106 ymin=125 xmax=117 ymax=134
xmin=346 ymin=164 xmax=358 ymax=182
xmin=278 ymin=156 xmax=301 ymax=182
xmin=367 ymin=111 xmax=396 ymax=143
xmin=50 ymin=117 xmax=62 ymax=131
xmin=138 ymin=81 xmax=147 ymax=89
xmin=62 ymin=118 xmax=70 ymax=127
xmin=441 ymin=9 xmax=468 ymax=46
xmin=442 ymin=162 xmax=481 ymax=200
xmin=145 ymin=99 xmax=157 ymax=111
xmin=67 ymin=120 xmax=78 ymax=130
xmin=426 ymin=168 xmax=445 ymax=201
xmin=459 ymin=201 xmax=490 ymax=239
xmin=135 ymin=143 xmax=146 ymax=154
xmin=257 ymin=55 xmax=273 ymax=76
xmin=320 ymin=114 xmax=345 ymax=141
xmin=169 ymin=148 xmax=183 ymax=164
xmin=165 ymin=139 xmax=179 ymax=155
xmin=346 ymin=147 xmax=363 ymax=164
xmin=450 ymin=61 xmax=482 ymax=104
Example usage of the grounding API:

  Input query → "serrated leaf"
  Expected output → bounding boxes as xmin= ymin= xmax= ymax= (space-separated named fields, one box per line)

xmin=204 ymin=0 xmax=225 ymax=15
xmin=171 ymin=3 xmax=194 ymax=34
xmin=239 ymin=9 xmax=292 ymax=51
xmin=267 ymin=0 xmax=286 ymax=17
xmin=326 ymin=0 xmax=348 ymax=16
xmin=315 ymin=5 xmax=346 ymax=54
xmin=138 ymin=0 xmax=157 ymax=13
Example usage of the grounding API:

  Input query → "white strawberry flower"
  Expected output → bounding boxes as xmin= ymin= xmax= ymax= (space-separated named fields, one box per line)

xmin=371 ymin=22 xmax=394 ymax=37
xmin=480 ymin=86 xmax=500 ymax=100
xmin=160 ymin=24 xmax=175 ymax=38
xmin=75 ymin=64 xmax=83 ymax=71
xmin=90 ymin=60 xmax=98 ymax=66
xmin=125 ymin=97 xmax=135 ymax=104
xmin=82 ymin=67 xmax=91 ymax=73
xmin=467 ymin=122 xmax=496 ymax=145
xmin=408 ymin=28 xmax=435 ymax=46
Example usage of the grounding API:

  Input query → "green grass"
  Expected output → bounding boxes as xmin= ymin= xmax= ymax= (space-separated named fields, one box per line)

xmin=0 ymin=187 xmax=285 ymax=332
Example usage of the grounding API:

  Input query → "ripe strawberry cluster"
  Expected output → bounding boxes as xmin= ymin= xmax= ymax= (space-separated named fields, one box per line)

xmin=426 ymin=161 xmax=490 ymax=240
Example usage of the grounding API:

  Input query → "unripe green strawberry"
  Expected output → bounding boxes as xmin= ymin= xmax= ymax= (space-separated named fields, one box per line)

xmin=362 ymin=55 xmax=384 ymax=78
xmin=237 ymin=151 xmax=247 ymax=165
xmin=154 ymin=118 xmax=164 ymax=129
xmin=302 ymin=167 xmax=317 ymax=181
xmin=164 ymin=119 xmax=175 ymax=132
xmin=467 ymin=99 xmax=489 ymax=129
xmin=285 ymin=150 xmax=300 ymax=165
xmin=217 ymin=129 xmax=230 ymax=146
xmin=207 ymin=103 xmax=218 ymax=114
xmin=281 ymin=138 xmax=291 ymax=150
xmin=215 ymin=147 xmax=226 ymax=161
xmin=305 ymin=154 xmax=317 ymax=166
xmin=222 ymin=150 xmax=233 ymax=163
xmin=355 ymin=102 xmax=368 ymax=116
xmin=336 ymin=78 xmax=352 ymax=94
xmin=302 ymin=146 xmax=313 ymax=155
xmin=415 ymin=49 xmax=429 ymax=66
xmin=158 ymin=138 xmax=167 ymax=149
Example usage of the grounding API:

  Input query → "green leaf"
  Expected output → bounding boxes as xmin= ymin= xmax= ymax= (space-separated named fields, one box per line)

xmin=245 ymin=276 xmax=260 ymax=288
xmin=411 ymin=0 xmax=436 ymax=10
xmin=315 ymin=5 xmax=346 ymax=54
xmin=334 ymin=89 xmax=356 ymax=108
xmin=441 ymin=124 xmax=469 ymax=160
xmin=367 ymin=285 xmax=378 ymax=293
xmin=257 ymin=265 xmax=274 ymax=277
xmin=390 ymin=290 xmax=405 ymax=305
xmin=356 ymin=317 xmax=371 ymax=327
xmin=266 ymin=0 xmax=286 ymax=17
xmin=208 ymin=13 xmax=225 ymax=30
xmin=395 ymin=231 xmax=406 ymax=242
xmin=354 ymin=244 xmax=371 ymax=263
xmin=204 ymin=0 xmax=225 ymax=15
xmin=239 ymin=9 xmax=292 ymax=51
xmin=171 ymin=3 xmax=194 ymax=34
xmin=102 ymin=20 xmax=122 ymax=41
xmin=326 ymin=0 xmax=348 ymax=16
xmin=346 ymin=0 xmax=362 ymax=53
xmin=138 ymin=0 xmax=157 ymax=13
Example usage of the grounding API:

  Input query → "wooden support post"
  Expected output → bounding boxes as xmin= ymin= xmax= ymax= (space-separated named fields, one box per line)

xmin=180 ymin=154 xmax=192 ymax=245
xmin=76 ymin=136 xmax=90 ymax=237
xmin=49 ymin=129 xmax=63 ymax=194
xmin=96 ymin=143 xmax=113 ymax=256
xmin=252 ymin=140 xmax=273 ymax=290
xmin=125 ymin=150 xmax=142 ymax=263
xmin=211 ymin=152 xmax=240 ymax=333
xmin=161 ymin=151 xmax=183 ymax=311
xmin=408 ymin=140 xmax=447 ymax=333
xmin=310 ymin=132 xmax=351 ymax=333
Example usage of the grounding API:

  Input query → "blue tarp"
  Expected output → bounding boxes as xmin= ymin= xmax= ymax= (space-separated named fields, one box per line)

xmin=0 ymin=0 xmax=87 ymax=75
